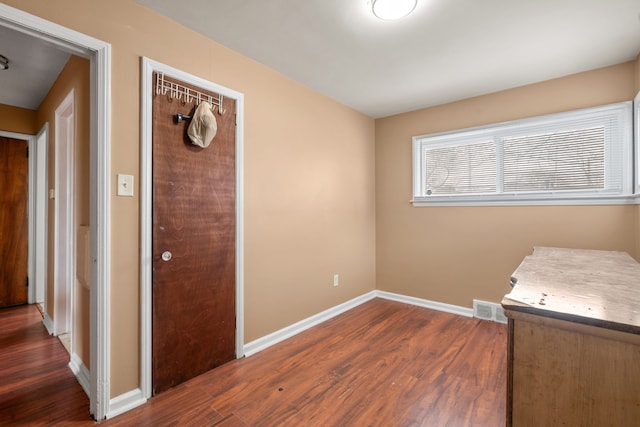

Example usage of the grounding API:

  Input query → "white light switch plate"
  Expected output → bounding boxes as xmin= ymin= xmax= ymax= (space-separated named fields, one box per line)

xmin=117 ymin=174 xmax=134 ymax=197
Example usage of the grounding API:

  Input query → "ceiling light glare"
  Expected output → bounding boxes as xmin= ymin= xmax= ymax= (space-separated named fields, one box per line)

xmin=372 ymin=0 xmax=417 ymax=20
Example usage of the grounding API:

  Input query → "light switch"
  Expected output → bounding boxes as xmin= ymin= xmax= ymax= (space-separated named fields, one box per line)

xmin=117 ymin=174 xmax=134 ymax=197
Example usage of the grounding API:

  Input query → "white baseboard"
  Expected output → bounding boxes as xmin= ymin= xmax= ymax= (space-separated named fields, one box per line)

xmin=376 ymin=290 xmax=474 ymax=317
xmin=244 ymin=290 xmax=474 ymax=357
xmin=42 ymin=313 xmax=54 ymax=335
xmin=108 ymin=388 xmax=147 ymax=419
xmin=243 ymin=291 xmax=378 ymax=357
xmin=69 ymin=352 xmax=90 ymax=397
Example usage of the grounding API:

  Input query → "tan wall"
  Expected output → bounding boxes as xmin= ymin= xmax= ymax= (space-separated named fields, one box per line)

xmin=36 ymin=55 xmax=91 ymax=368
xmin=5 ymin=0 xmax=376 ymax=397
xmin=0 ymin=104 xmax=37 ymax=134
xmin=376 ymin=62 xmax=638 ymax=308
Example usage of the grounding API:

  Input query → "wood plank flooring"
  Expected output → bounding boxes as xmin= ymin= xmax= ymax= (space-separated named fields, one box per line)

xmin=0 ymin=304 xmax=92 ymax=425
xmin=0 ymin=298 xmax=507 ymax=426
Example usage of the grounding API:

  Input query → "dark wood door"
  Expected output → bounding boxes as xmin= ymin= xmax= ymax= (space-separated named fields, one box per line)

xmin=152 ymin=75 xmax=237 ymax=394
xmin=0 ymin=137 xmax=29 ymax=308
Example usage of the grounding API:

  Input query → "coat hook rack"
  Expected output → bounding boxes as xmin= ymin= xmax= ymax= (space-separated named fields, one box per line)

xmin=156 ymin=72 xmax=225 ymax=115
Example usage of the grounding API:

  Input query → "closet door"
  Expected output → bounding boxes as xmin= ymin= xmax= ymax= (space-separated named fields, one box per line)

xmin=152 ymin=74 xmax=236 ymax=394
xmin=0 ymin=137 xmax=28 ymax=308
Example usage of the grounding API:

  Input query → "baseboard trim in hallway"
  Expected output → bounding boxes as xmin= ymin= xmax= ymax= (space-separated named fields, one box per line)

xmin=108 ymin=388 xmax=147 ymax=419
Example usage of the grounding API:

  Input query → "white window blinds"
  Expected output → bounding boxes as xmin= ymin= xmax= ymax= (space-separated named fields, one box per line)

xmin=502 ymin=127 xmax=605 ymax=192
xmin=425 ymin=141 xmax=496 ymax=195
xmin=413 ymin=102 xmax=632 ymax=206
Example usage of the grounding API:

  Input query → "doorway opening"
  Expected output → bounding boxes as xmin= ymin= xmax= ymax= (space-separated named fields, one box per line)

xmin=0 ymin=4 xmax=111 ymax=421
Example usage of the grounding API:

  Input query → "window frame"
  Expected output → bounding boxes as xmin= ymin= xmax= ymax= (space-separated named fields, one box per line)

xmin=634 ymin=92 xmax=640 ymax=196
xmin=412 ymin=101 xmax=633 ymax=207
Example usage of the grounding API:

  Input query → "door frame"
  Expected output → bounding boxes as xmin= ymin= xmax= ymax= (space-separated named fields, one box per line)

xmin=0 ymin=4 xmax=112 ymax=421
xmin=53 ymin=89 xmax=75 ymax=336
xmin=140 ymin=57 xmax=245 ymax=400
xmin=33 ymin=124 xmax=48 ymax=307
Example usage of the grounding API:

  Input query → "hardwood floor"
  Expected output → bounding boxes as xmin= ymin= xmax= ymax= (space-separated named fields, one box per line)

xmin=0 ymin=299 xmax=507 ymax=426
xmin=0 ymin=304 xmax=92 ymax=425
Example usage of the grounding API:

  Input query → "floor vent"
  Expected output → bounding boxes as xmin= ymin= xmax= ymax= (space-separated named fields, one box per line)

xmin=495 ymin=306 xmax=508 ymax=323
xmin=473 ymin=300 xmax=508 ymax=324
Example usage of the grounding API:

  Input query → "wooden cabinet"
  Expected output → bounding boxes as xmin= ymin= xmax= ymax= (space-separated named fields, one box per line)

xmin=502 ymin=247 xmax=640 ymax=427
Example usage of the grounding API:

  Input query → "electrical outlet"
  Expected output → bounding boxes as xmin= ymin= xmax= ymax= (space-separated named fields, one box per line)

xmin=333 ymin=274 xmax=339 ymax=287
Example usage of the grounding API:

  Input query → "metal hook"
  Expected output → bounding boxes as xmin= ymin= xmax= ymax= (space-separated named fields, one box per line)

xmin=218 ymin=95 xmax=225 ymax=115
xmin=175 ymin=113 xmax=192 ymax=123
xmin=155 ymin=73 xmax=164 ymax=96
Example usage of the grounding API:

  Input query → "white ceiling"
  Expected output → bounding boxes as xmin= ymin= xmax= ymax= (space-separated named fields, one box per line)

xmin=0 ymin=25 xmax=70 ymax=110
xmin=136 ymin=0 xmax=640 ymax=118
xmin=2 ymin=1 xmax=639 ymax=117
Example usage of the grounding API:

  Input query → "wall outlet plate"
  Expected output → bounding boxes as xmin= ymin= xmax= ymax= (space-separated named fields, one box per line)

xmin=117 ymin=174 xmax=134 ymax=197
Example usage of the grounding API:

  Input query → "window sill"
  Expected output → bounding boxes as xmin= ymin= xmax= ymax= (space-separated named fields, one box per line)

xmin=411 ymin=194 xmax=638 ymax=207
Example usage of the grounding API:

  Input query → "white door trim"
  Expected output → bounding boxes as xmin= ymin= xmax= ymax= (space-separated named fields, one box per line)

xmin=54 ymin=89 xmax=75 ymax=337
xmin=0 ymin=4 xmax=112 ymax=421
xmin=33 ymin=124 xmax=48 ymax=307
xmin=140 ymin=57 xmax=245 ymax=400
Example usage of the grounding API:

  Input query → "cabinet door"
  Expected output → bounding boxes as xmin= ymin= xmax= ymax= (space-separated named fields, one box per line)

xmin=510 ymin=317 xmax=640 ymax=426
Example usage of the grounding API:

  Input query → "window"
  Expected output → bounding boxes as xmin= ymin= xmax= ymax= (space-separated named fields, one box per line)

xmin=412 ymin=102 xmax=633 ymax=206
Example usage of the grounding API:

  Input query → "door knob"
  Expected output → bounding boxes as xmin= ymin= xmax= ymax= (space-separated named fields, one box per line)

xmin=161 ymin=251 xmax=172 ymax=261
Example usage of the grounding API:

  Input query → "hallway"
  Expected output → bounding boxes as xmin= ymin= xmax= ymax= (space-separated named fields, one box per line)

xmin=0 ymin=304 xmax=91 ymax=425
